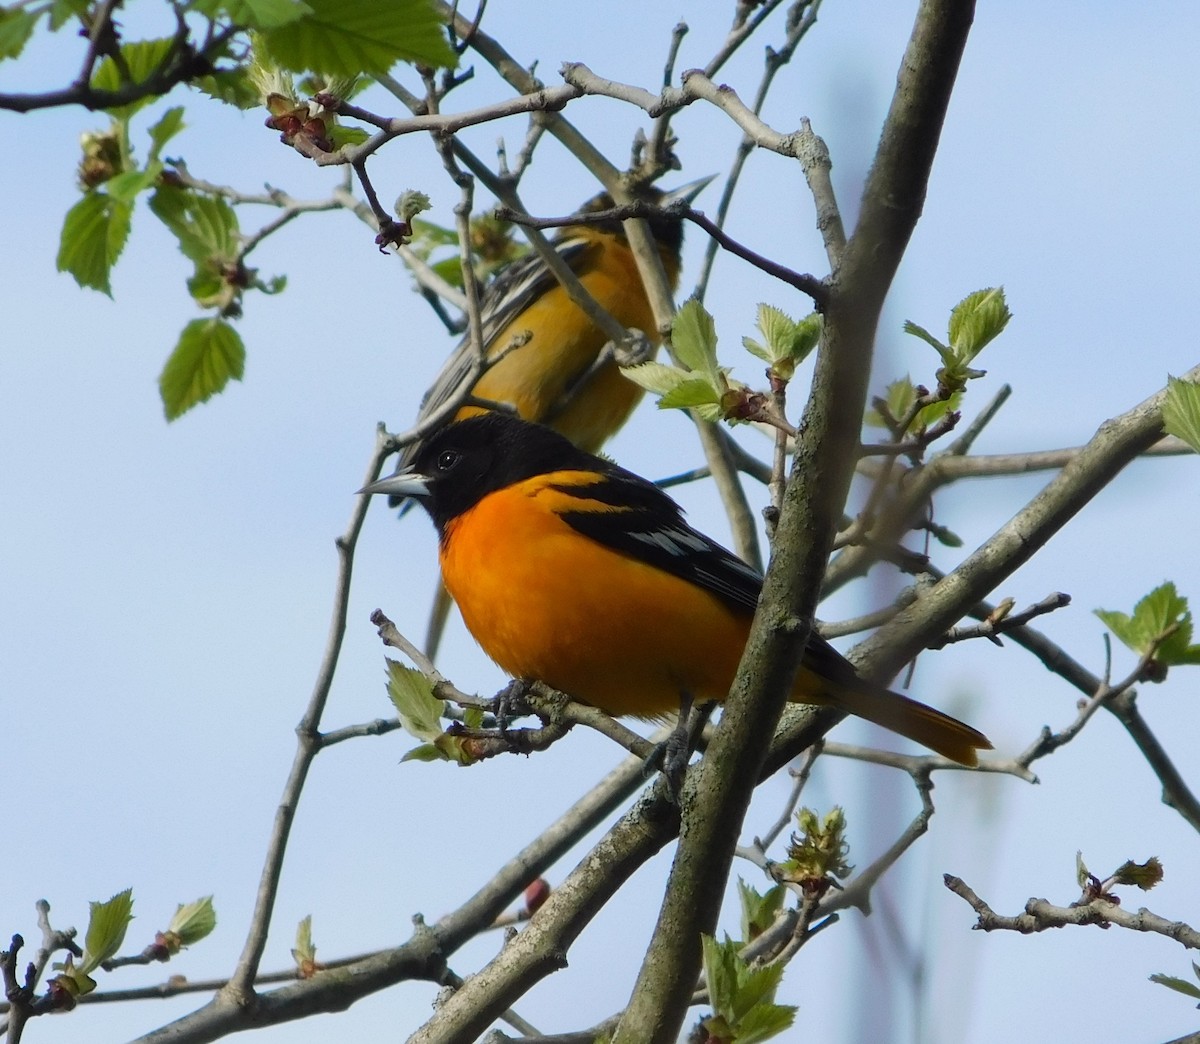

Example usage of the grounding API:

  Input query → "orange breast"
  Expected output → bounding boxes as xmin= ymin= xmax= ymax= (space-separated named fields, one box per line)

xmin=439 ymin=473 xmax=752 ymax=719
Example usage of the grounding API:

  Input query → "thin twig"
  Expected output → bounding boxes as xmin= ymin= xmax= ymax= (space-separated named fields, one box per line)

xmin=944 ymin=875 xmax=1200 ymax=949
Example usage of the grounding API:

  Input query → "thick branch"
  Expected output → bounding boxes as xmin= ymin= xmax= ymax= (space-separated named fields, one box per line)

xmin=613 ymin=4 xmax=976 ymax=1041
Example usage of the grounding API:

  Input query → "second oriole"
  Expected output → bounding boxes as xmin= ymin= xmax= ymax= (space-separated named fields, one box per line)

xmin=363 ymin=413 xmax=993 ymax=766
xmin=403 ymin=180 xmax=709 ymax=467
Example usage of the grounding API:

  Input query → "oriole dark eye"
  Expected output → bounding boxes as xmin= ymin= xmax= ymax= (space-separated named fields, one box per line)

xmin=437 ymin=449 xmax=461 ymax=471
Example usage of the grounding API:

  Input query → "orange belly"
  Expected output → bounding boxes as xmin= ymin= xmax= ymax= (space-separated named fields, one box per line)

xmin=439 ymin=473 xmax=752 ymax=719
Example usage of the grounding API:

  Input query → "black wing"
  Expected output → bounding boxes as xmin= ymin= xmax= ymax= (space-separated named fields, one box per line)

xmin=554 ymin=463 xmax=868 ymax=692
xmin=552 ymin=467 xmax=763 ymax=614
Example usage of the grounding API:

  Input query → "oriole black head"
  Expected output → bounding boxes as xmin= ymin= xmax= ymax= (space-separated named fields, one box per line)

xmin=573 ymin=186 xmax=685 ymax=256
xmin=402 ymin=413 xmax=612 ymax=531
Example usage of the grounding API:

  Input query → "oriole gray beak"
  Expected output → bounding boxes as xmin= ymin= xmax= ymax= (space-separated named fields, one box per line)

xmin=660 ymin=174 xmax=717 ymax=207
xmin=359 ymin=469 xmax=430 ymax=499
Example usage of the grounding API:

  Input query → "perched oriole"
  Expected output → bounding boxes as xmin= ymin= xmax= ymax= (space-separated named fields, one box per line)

xmin=401 ymin=179 xmax=710 ymax=470
xmin=363 ymin=413 xmax=993 ymax=766
xmin=398 ymin=180 xmax=709 ymax=654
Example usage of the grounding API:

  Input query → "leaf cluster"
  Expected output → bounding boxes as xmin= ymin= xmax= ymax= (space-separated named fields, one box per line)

xmin=22 ymin=0 xmax=456 ymax=419
xmin=776 ymin=806 xmax=853 ymax=892
xmin=698 ymin=935 xmax=797 ymax=1044
xmin=1095 ymin=581 xmax=1200 ymax=673
xmin=904 ymin=286 xmax=1010 ymax=394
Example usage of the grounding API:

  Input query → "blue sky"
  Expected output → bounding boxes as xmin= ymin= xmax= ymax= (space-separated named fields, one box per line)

xmin=3 ymin=4 xmax=1200 ymax=1042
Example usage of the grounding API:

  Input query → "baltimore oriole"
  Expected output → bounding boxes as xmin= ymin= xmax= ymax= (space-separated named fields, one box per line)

xmin=399 ymin=180 xmax=709 ymax=655
xmin=401 ymin=179 xmax=711 ymax=471
xmin=363 ymin=413 xmax=993 ymax=766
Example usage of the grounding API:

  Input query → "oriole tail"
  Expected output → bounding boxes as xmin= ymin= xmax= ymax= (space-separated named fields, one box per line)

xmin=806 ymin=682 xmax=992 ymax=767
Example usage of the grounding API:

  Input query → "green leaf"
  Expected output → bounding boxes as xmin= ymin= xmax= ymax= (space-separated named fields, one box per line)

xmin=902 ymin=319 xmax=949 ymax=361
xmin=1163 ymin=375 xmax=1200 ymax=454
xmin=401 ymin=742 xmax=445 ymax=762
xmin=671 ymin=298 xmax=719 ymax=379
xmin=191 ymin=0 xmax=312 ymax=29
xmin=732 ymin=1001 xmax=798 ymax=1044
xmin=57 ymin=192 xmax=133 ymax=296
xmin=1096 ymin=581 xmax=1200 ymax=666
xmin=926 ymin=521 xmax=963 ymax=548
xmin=80 ymin=889 xmax=135 ymax=975
xmin=1111 ymin=856 xmax=1163 ymax=891
xmin=150 ymin=187 xmax=239 ymax=264
xmin=947 ymin=287 xmax=1011 ymax=363
xmin=261 ymin=0 xmax=456 ymax=77
xmin=732 ymin=960 xmax=786 ymax=1022
xmin=700 ymin=934 xmax=795 ymax=1044
xmin=159 ymin=318 xmax=246 ymax=420
xmin=91 ymin=37 xmax=177 ymax=117
xmin=49 ymin=0 xmax=90 ymax=30
xmin=105 ymin=167 xmax=162 ymax=205
xmin=0 ymin=8 xmax=38 ymax=60
xmin=386 ymin=658 xmax=443 ymax=741
xmin=1093 ymin=609 xmax=1141 ymax=654
xmin=147 ymin=106 xmax=187 ymax=162
xmin=166 ymin=896 xmax=217 ymax=946
xmin=1149 ymin=973 xmax=1200 ymax=1002
xmin=621 ymin=360 xmax=689 ymax=397
xmin=865 ymin=377 xmax=918 ymax=429
xmin=194 ymin=67 xmax=262 ymax=109
xmin=702 ymin=934 xmax=738 ymax=1017
xmin=328 ymin=124 xmax=370 ymax=149
xmin=737 ymin=880 xmax=786 ymax=943
xmin=658 ymin=377 xmax=722 ymax=412
xmin=742 ymin=304 xmax=821 ymax=379
xmin=292 ymin=914 xmax=316 ymax=969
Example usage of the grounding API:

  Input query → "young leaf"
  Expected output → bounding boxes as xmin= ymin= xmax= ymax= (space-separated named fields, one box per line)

xmin=737 ymin=880 xmax=786 ymax=943
xmin=260 ymin=0 xmax=457 ymax=77
xmin=1111 ymin=856 xmax=1163 ymax=891
xmin=1076 ymin=850 xmax=1091 ymax=889
xmin=104 ymin=167 xmax=162 ymax=205
xmin=779 ymin=806 xmax=853 ymax=886
xmin=1096 ymin=581 xmax=1200 ymax=667
xmin=90 ymin=37 xmax=177 ymax=118
xmin=191 ymin=0 xmax=311 ymax=30
xmin=947 ymin=287 xmax=1011 ymax=363
xmin=0 ymin=8 xmax=38 ymax=60
xmin=733 ymin=1001 xmax=799 ymax=1044
xmin=159 ymin=318 xmax=246 ymax=420
xmin=621 ymin=360 xmax=688 ymax=397
xmin=1149 ymin=973 xmax=1200 ymax=1003
xmin=866 ymin=377 xmax=919 ymax=429
xmin=194 ymin=67 xmax=261 ymax=109
xmin=742 ymin=304 xmax=821 ymax=380
xmin=292 ymin=914 xmax=319 ymax=976
xmin=658 ymin=377 xmax=724 ymax=413
xmin=672 ymin=298 xmax=720 ymax=380
xmin=57 ymin=192 xmax=132 ymax=296
xmin=150 ymin=188 xmax=240 ymax=265
xmin=80 ymin=889 xmax=135 ymax=975
xmin=700 ymin=934 xmax=796 ymax=1044
xmin=385 ymin=659 xmax=443 ymax=742
xmin=147 ymin=106 xmax=187 ymax=162
xmin=166 ymin=896 xmax=217 ymax=947
xmin=902 ymin=319 xmax=950 ymax=360
xmin=1163 ymin=375 xmax=1200 ymax=454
